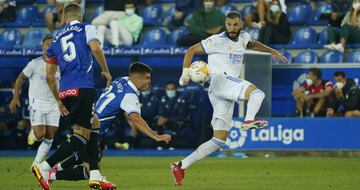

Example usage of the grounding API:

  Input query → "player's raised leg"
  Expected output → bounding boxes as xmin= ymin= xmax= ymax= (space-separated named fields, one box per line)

xmin=239 ymin=84 xmax=268 ymax=131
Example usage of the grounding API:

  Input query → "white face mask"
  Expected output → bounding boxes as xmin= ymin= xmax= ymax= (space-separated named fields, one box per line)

xmin=335 ymin=82 xmax=344 ymax=89
xmin=204 ymin=2 xmax=215 ymax=11
xmin=306 ymin=78 xmax=313 ymax=86
xmin=166 ymin=90 xmax=176 ymax=98
xmin=141 ymin=90 xmax=151 ymax=97
xmin=125 ymin=8 xmax=135 ymax=16
xmin=353 ymin=2 xmax=360 ymax=10
xmin=270 ymin=5 xmax=280 ymax=13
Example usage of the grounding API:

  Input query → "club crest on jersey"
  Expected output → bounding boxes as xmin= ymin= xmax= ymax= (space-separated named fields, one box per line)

xmin=205 ymin=39 xmax=213 ymax=46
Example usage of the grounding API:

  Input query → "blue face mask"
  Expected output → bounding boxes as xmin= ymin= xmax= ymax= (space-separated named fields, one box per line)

xmin=166 ymin=90 xmax=176 ymax=98
xmin=270 ymin=5 xmax=280 ymax=13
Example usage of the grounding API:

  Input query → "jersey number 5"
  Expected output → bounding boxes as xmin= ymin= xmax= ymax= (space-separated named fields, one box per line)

xmin=61 ymin=33 xmax=76 ymax=62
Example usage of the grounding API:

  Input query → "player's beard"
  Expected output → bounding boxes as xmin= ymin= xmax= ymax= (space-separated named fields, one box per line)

xmin=226 ymin=30 xmax=240 ymax=41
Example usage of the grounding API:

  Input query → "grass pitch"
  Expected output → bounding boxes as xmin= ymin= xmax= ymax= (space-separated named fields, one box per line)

xmin=0 ymin=156 xmax=359 ymax=190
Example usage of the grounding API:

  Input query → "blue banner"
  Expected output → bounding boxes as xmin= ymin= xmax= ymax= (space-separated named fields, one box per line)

xmin=226 ymin=118 xmax=360 ymax=150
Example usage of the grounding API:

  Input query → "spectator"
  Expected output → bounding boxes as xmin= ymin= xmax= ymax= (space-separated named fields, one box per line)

xmin=325 ymin=0 xmax=360 ymax=53
xmin=244 ymin=0 xmax=287 ymax=29
xmin=258 ymin=0 xmax=291 ymax=45
xmin=97 ymin=1 xmax=143 ymax=47
xmin=327 ymin=71 xmax=360 ymax=117
xmin=176 ymin=0 xmax=225 ymax=46
xmin=140 ymin=87 xmax=160 ymax=129
xmin=45 ymin=0 xmax=85 ymax=32
xmin=0 ymin=0 xmax=15 ymax=23
xmin=329 ymin=0 xmax=353 ymax=27
xmin=91 ymin=0 xmax=125 ymax=38
xmin=292 ymin=68 xmax=334 ymax=117
xmin=156 ymin=82 xmax=187 ymax=150
xmin=216 ymin=0 xmax=231 ymax=7
xmin=170 ymin=0 xmax=201 ymax=27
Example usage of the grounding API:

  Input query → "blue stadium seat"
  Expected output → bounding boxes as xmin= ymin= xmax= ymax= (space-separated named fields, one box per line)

xmin=32 ymin=6 xmax=56 ymax=27
xmin=162 ymin=5 xmax=175 ymax=25
xmin=285 ymin=27 xmax=317 ymax=49
xmin=347 ymin=50 xmax=360 ymax=63
xmin=92 ymin=6 xmax=104 ymax=20
xmin=310 ymin=28 xmax=328 ymax=48
xmin=141 ymin=4 xmax=163 ymax=26
xmin=310 ymin=3 xmax=331 ymax=25
xmin=319 ymin=50 xmax=343 ymax=63
xmin=168 ymin=28 xmax=188 ymax=45
xmin=248 ymin=28 xmax=260 ymax=41
xmin=294 ymin=51 xmax=318 ymax=64
xmin=0 ymin=29 xmax=21 ymax=48
xmin=7 ymin=6 xmax=39 ymax=27
xmin=241 ymin=4 xmax=253 ymax=17
xmin=22 ymin=28 xmax=47 ymax=49
xmin=288 ymin=4 xmax=312 ymax=25
xmin=141 ymin=28 xmax=167 ymax=46
xmin=220 ymin=4 xmax=238 ymax=16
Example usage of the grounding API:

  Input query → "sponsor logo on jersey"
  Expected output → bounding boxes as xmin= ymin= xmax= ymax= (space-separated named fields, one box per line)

xmin=59 ymin=88 xmax=79 ymax=99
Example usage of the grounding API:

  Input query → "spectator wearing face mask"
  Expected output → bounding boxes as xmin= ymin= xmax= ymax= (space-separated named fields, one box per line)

xmin=97 ymin=0 xmax=143 ymax=47
xmin=292 ymin=68 xmax=334 ymax=117
xmin=176 ymin=0 xmax=225 ymax=46
xmin=156 ymin=81 xmax=187 ymax=150
xmin=326 ymin=71 xmax=360 ymax=117
xmin=258 ymin=0 xmax=291 ymax=45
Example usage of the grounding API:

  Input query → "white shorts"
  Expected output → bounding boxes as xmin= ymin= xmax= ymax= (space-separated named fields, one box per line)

xmin=30 ymin=108 xmax=60 ymax=127
xmin=208 ymin=73 xmax=252 ymax=130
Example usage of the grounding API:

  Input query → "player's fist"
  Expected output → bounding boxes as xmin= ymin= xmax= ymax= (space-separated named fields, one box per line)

xmin=179 ymin=68 xmax=190 ymax=86
xmin=57 ymin=100 xmax=69 ymax=117
xmin=9 ymin=97 xmax=20 ymax=113
xmin=102 ymin=71 xmax=112 ymax=88
xmin=156 ymin=134 xmax=172 ymax=144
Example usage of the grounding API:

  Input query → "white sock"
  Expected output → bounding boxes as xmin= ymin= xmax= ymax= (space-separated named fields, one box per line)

xmin=180 ymin=138 xmax=225 ymax=169
xmin=244 ymin=89 xmax=265 ymax=121
xmin=89 ymin=170 xmax=102 ymax=181
xmin=34 ymin=138 xmax=53 ymax=164
xmin=39 ymin=161 xmax=52 ymax=171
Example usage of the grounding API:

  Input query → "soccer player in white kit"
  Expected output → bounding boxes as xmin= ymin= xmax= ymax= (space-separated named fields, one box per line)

xmin=9 ymin=35 xmax=60 ymax=167
xmin=171 ymin=11 xmax=288 ymax=186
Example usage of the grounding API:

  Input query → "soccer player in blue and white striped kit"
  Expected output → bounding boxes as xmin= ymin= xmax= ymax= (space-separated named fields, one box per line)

xmin=32 ymin=3 xmax=114 ymax=190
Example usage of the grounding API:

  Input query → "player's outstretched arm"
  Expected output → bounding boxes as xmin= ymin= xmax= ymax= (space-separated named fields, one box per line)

xmin=127 ymin=112 xmax=171 ymax=143
xmin=246 ymin=40 xmax=288 ymax=63
xmin=9 ymin=73 xmax=27 ymax=113
xmin=89 ymin=40 xmax=112 ymax=87
xmin=179 ymin=43 xmax=204 ymax=86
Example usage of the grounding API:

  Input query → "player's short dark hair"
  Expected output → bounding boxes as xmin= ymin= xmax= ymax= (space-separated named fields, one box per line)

xmin=334 ymin=71 xmax=346 ymax=78
xmin=308 ymin=67 xmax=322 ymax=79
xmin=226 ymin=11 xmax=242 ymax=20
xmin=165 ymin=81 xmax=177 ymax=88
xmin=42 ymin=34 xmax=52 ymax=43
xmin=124 ymin=0 xmax=135 ymax=5
xmin=64 ymin=3 xmax=82 ymax=19
xmin=129 ymin=62 xmax=152 ymax=75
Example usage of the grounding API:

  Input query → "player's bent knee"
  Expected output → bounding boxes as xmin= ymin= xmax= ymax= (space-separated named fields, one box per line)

xmin=73 ymin=124 xmax=91 ymax=140
xmin=212 ymin=119 xmax=230 ymax=141
xmin=33 ymin=126 xmax=46 ymax=141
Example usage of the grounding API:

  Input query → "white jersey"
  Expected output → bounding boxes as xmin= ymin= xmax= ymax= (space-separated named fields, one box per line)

xmin=22 ymin=56 xmax=60 ymax=111
xmin=201 ymin=31 xmax=252 ymax=78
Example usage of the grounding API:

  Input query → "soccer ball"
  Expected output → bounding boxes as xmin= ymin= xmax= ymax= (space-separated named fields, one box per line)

xmin=189 ymin=61 xmax=209 ymax=84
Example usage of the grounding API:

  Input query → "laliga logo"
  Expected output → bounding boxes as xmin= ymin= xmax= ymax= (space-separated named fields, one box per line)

xmin=226 ymin=121 xmax=305 ymax=149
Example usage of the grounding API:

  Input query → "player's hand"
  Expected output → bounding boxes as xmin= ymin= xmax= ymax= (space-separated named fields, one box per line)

xmin=156 ymin=134 xmax=172 ymax=144
xmin=179 ymin=68 xmax=190 ymax=86
xmin=57 ymin=100 xmax=69 ymax=116
xmin=102 ymin=71 xmax=112 ymax=88
xmin=9 ymin=97 xmax=20 ymax=113
xmin=271 ymin=50 xmax=288 ymax=63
